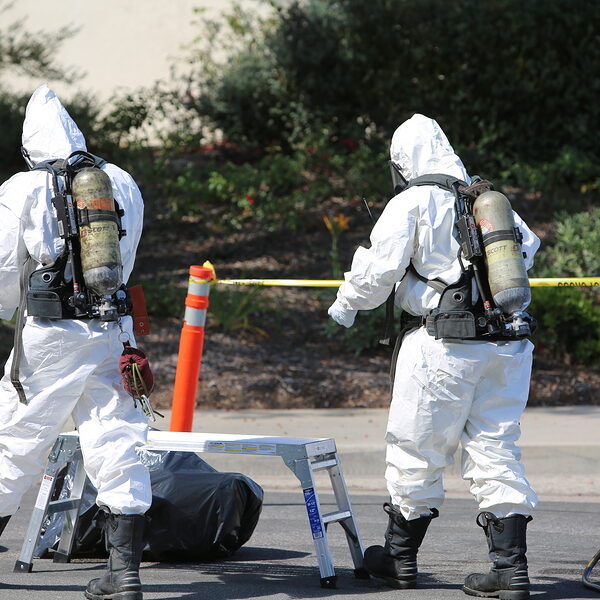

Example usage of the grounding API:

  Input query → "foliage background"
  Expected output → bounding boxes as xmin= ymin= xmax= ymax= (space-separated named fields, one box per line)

xmin=0 ymin=0 xmax=598 ymax=403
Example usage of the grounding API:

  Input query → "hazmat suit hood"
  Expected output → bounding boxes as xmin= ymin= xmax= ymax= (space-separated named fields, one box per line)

xmin=390 ymin=113 xmax=468 ymax=183
xmin=21 ymin=84 xmax=87 ymax=166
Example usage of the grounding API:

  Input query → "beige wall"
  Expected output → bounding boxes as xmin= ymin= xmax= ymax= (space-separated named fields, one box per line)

xmin=3 ymin=0 xmax=235 ymax=104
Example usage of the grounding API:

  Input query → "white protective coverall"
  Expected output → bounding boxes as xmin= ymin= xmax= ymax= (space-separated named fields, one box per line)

xmin=329 ymin=114 xmax=540 ymax=521
xmin=0 ymin=84 xmax=151 ymax=517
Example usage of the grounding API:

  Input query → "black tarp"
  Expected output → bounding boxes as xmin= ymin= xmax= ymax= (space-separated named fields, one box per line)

xmin=35 ymin=448 xmax=263 ymax=562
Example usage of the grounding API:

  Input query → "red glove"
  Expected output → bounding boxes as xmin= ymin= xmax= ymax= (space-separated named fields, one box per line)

xmin=119 ymin=343 xmax=154 ymax=397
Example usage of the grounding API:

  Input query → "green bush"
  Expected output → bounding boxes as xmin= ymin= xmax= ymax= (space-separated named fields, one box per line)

xmin=0 ymin=89 xmax=139 ymax=180
xmin=0 ymin=6 xmax=160 ymax=178
xmin=207 ymin=286 xmax=279 ymax=336
xmin=529 ymin=287 xmax=600 ymax=366
xmin=147 ymin=134 xmax=388 ymax=232
xmin=169 ymin=0 xmax=599 ymax=197
xmin=532 ymin=208 xmax=600 ymax=278
xmin=0 ymin=6 xmax=81 ymax=176
xmin=0 ymin=90 xmax=27 ymax=176
xmin=528 ymin=208 xmax=600 ymax=365
xmin=137 ymin=278 xmax=281 ymax=337
xmin=0 ymin=4 xmax=77 ymax=82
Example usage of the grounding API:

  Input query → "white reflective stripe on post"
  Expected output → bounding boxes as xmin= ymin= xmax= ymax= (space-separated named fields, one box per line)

xmin=184 ymin=306 xmax=206 ymax=327
xmin=188 ymin=278 xmax=211 ymax=296
xmin=184 ymin=276 xmax=210 ymax=327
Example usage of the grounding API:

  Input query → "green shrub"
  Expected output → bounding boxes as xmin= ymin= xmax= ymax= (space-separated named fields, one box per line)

xmin=529 ymin=287 xmax=600 ymax=366
xmin=165 ymin=0 xmax=599 ymax=197
xmin=207 ymin=286 xmax=279 ymax=336
xmin=128 ymin=281 xmax=281 ymax=336
xmin=533 ymin=208 xmax=600 ymax=278
xmin=0 ymin=90 xmax=27 ymax=176
xmin=0 ymin=92 xmax=121 ymax=177
xmin=528 ymin=208 xmax=600 ymax=365
xmin=148 ymin=134 xmax=388 ymax=232
xmin=0 ymin=6 xmax=81 ymax=176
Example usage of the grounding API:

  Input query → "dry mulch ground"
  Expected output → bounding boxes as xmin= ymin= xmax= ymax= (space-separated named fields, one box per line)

xmin=137 ymin=202 xmax=600 ymax=411
xmin=145 ymin=315 xmax=600 ymax=412
xmin=2 ymin=196 xmax=598 ymax=410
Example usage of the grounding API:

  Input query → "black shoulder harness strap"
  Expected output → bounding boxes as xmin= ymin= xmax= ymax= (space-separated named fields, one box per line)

xmin=404 ymin=173 xmax=468 ymax=193
xmin=379 ymin=174 xmax=466 ymax=345
xmin=12 ymin=150 xmax=116 ymax=404
xmin=407 ymin=263 xmax=447 ymax=294
xmin=404 ymin=174 xmax=479 ymax=294
xmin=10 ymin=256 xmax=36 ymax=404
xmin=32 ymin=150 xmax=107 ymax=176
xmin=379 ymin=173 xmax=493 ymax=346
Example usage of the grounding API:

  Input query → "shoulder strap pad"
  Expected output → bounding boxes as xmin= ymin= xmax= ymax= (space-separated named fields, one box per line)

xmin=405 ymin=174 xmax=494 ymax=199
xmin=404 ymin=174 xmax=468 ymax=193
xmin=66 ymin=150 xmax=107 ymax=170
xmin=31 ymin=158 xmax=65 ymax=175
xmin=407 ymin=263 xmax=447 ymax=294
xmin=30 ymin=151 xmax=107 ymax=175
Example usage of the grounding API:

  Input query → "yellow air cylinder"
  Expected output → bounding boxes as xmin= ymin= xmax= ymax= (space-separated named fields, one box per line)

xmin=472 ymin=190 xmax=530 ymax=314
xmin=72 ymin=167 xmax=123 ymax=295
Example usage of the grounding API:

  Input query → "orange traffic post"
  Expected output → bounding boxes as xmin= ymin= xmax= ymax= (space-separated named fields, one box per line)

xmin=169 ymin=265 xmax=213 ymax=432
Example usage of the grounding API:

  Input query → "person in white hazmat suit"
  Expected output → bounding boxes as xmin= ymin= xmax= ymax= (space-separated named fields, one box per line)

xmin=328 ymin=114 xmax=540 ymax=599
xmin=0 ymin=85 xmax=151 ymax=600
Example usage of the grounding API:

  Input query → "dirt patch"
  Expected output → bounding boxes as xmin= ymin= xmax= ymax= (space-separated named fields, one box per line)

xmin=131 ymin=203 xmax=599 ymax=411
xmin=2 ymin=312 xmax=598 ymax=410
xmin=144 ymin=312 xmax=600 ymax=412
xmin=145 ymin=316 xmax=392 ymax=411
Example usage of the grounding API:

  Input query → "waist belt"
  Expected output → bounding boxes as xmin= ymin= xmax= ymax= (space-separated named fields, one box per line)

xmin=424 ymin=309 xmax=530 ymax=341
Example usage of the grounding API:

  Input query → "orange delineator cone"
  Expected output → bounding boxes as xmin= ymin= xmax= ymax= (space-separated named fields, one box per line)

xmin=169 ymin=265 xmax=213 ymax=432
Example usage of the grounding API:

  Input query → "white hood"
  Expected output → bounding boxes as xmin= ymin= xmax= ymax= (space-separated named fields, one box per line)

xmin=21 ymin=84 xmax=87 ymax=165
xmin=390 ymin=113 xmax=468 ymax=182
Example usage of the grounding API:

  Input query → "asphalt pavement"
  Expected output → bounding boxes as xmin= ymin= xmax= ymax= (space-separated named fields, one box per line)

xmin=1 ymin=406 xmax=599 ymax=599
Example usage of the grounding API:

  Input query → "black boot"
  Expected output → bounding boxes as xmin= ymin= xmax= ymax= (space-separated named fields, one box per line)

xmin=363 ymin=502 xmax=438 ymax=589
xmin=85 ymin=512 xmax=145 ymax=600
xmin=463 ymin=512 xmax=531 ymax=600
xmin=0 ymin=515 xmax=10 ymax=538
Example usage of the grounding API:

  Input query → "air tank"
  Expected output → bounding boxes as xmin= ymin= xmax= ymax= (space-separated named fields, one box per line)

xmin=72 ymin=167 xmax=123 ymax=296
xmin=472 ymin=191 xmax=530 ymax=314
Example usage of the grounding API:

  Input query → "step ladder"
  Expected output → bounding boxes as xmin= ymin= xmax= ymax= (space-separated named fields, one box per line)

xmin=16 ymin=430 xmax=368 ymax=588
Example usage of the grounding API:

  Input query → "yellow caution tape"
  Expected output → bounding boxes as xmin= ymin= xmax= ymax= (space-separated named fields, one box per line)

xmin=529 ymin=277 xmax=600 ymax=287
xmin=214 ymin=277 xmax=600 ymax=288
xmin=215 ymin=278 xmax=342 ymax=288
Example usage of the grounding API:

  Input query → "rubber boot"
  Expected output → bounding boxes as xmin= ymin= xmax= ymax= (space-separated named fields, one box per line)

xmin=463 ymin=512 xmax=531 ymax=600
xmin=363 ymin=502 xmax=438 ymax=589
xmin=0 ymin=515 xmax=10 ymax=538
xmin=85 ymin=512 xmax=145 ymax=600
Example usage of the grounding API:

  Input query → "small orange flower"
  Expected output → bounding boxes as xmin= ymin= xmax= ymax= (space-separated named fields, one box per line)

xmin=323 ymin=213 xmax=349 ymax=234
xmin=333 ymin=213 xmax=350 ymax=231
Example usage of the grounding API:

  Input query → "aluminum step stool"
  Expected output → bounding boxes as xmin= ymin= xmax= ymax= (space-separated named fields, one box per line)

xmin=16 ymin=430 xmax=368 ymax=588
xmin=15 ymin=432 xmax=87 ymax=573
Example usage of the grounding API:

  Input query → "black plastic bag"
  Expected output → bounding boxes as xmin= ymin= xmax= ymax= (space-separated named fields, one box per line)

xmin=36 ymin=448 xmax=263 ymax=562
